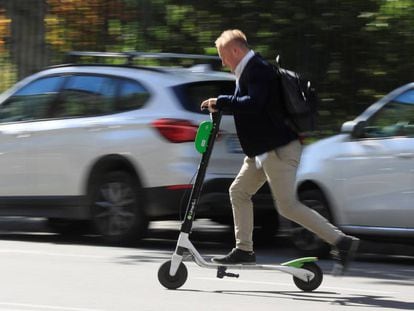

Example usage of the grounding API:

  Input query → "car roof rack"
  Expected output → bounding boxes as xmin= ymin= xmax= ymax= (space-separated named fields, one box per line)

xmin=65 ymin=51 xmax=221 ymax=67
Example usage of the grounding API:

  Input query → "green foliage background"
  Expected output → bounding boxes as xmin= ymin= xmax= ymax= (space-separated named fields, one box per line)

xmin=0 ymin=0 xmax=413 ymax=136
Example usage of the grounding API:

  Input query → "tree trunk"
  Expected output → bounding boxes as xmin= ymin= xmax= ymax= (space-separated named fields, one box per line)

xmin=6 ymin=0 xmax=48 ymax=80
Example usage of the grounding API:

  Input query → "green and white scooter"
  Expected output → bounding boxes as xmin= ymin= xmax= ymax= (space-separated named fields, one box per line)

xmin=157 ymin=112 xmax=323 ymax=291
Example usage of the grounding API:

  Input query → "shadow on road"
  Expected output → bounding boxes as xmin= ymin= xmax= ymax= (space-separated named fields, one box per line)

xmin=179 ymin=288 xmax=414 ymax=310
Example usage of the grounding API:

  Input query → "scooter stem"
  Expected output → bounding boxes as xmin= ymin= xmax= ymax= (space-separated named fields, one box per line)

xmin=180 ymin=112 xmax=222 ymax=234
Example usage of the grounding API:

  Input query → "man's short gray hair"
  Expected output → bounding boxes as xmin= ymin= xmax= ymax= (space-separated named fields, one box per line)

xmin=215 ymin=29 xmax=248 ymax=49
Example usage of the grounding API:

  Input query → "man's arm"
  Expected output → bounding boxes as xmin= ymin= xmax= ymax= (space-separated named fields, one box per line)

xmin=216 ymin=64 xmax=271 ymax=114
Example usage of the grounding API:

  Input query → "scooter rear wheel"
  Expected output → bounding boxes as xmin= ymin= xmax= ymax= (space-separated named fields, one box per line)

xmin=293 ymin=262 xmax=323 ymax=292
xmin=158 ymin=260 xmax=188 ymax=289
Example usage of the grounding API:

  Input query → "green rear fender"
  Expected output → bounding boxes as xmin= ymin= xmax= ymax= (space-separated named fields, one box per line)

xmin=281 ymin=257 xmax=318 ymax=268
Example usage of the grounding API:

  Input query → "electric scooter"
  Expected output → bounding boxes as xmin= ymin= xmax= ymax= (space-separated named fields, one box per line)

xmin=157 ymin=111 xmax=323 ymax=291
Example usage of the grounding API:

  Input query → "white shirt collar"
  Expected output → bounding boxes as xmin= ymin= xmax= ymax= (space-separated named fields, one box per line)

xmin=234 ymin=50 xmax=255 ymax=81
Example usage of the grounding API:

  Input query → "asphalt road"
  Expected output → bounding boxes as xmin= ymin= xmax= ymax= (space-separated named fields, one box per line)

xmin=0 ymin=218 xmax=412 ymax=311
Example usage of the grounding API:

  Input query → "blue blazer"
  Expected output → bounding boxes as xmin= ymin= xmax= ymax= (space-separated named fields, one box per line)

xmin=216 ymin=53 xmax=297 ymax=157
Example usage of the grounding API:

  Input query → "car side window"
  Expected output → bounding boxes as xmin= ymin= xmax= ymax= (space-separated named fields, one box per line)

xmin=51 ymin=75 xmax=149 ymax=118
xmin=52 ymin=75 xmax=118 ymax=118
xmin=0 ymin=76 xmax=65 ymax=122
xmin=117 ymin=80 xmax=150 ymax=112
xmin=364 ymin=89 xmax=414 ymax=138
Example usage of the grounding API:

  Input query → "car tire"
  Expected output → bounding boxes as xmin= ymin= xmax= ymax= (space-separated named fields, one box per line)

xmin=289 ymin=189 xmax=331 ymax=257
xmin=89 ymin=170 xmax=148 ymax=245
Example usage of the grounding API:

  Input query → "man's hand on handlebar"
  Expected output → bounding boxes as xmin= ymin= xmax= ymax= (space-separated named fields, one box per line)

xmin=200 ymin=98 xmax=218 ymax=113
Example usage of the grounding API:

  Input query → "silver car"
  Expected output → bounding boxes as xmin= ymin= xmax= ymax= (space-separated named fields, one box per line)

xmin=293 ymin=83 xmax=414 ymax=255
xmin=0 ymin=52 xmax=277 ymax=244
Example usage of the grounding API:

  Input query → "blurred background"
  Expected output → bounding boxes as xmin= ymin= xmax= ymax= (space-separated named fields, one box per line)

xmin=0 ymin=0 xmax=413 ymax=137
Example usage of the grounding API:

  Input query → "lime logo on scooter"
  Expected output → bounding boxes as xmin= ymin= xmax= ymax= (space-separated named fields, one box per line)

xmin=195 ymin=121 xmax=213 ymax=154
xmin=187 ymin=200 xmax=197 ymax=220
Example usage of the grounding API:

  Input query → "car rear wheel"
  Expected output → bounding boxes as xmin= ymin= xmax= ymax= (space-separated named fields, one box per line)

xmin=289 ymin=189 xmax=331 ymax=257
xmin=90 ymin=170 xmax=148 ymax=244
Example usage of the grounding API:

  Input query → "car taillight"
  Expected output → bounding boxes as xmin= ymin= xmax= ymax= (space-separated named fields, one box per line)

xmin=151 ymin=118 xmax=198 ymax=143
xmin=166 ymin=184 xmax=193 ymax=190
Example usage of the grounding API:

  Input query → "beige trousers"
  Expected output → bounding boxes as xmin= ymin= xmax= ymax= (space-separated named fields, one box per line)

xmin=230 ymin=139 xmax=344 ymax=252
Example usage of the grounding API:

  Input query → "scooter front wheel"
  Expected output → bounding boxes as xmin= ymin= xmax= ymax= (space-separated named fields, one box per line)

xmin=158 ymin=260 xmax=188 ymax=289
xmin=293 ymin=262 xmax=323 ymax=292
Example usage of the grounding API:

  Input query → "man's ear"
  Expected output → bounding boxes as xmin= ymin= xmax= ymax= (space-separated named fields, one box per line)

xmin=231 ymin=46 xmax=240 ymax=57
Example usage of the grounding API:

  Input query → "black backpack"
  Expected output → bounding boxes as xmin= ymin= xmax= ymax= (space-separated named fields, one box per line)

xmin=273 ymin=55 xmax=318 ymax=134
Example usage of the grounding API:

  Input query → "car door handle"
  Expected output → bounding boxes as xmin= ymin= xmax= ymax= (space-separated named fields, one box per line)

xmin=396 ymin=152 xmax=414 ymax=159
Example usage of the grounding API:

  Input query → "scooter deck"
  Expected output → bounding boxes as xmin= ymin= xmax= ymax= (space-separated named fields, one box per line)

xmin=195 ymin=257 xmax=318 ymax=282
xmin=201 ymin=256 xmax=318 ymax=269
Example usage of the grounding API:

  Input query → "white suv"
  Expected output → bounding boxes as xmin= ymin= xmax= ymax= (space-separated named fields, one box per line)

xmin=0 ymin=52 xmax=276 ymax=244
xmin=293 ymin=83 xmax=414 ymax=255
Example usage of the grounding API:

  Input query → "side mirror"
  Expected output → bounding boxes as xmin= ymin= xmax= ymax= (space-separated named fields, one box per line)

xmin=341 ymin=120 xmax=367 ymax=138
